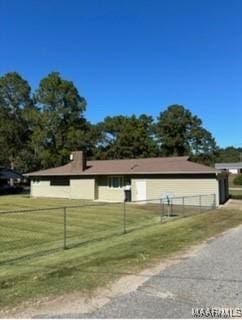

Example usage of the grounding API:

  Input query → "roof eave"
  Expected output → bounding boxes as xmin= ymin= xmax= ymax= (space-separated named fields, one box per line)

xmin=25 ymin=170 xmax=217 ymax=177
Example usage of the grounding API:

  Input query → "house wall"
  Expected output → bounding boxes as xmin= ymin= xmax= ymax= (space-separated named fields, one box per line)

xmin=70 ymin=178 xmax=95 ymax=199
xmin=30 ymin=173 xmax=224 ymax=206
xmin=31 ymin=179 xmax=70 ymax=198
xmin=131 ymin=174 xmax=220 ymax=206
xmin=96 ymin=174 xmax=220 ymax=205
xmin=96 ymin=176 xmax=124 ymax=202
xmin=31 ymin=176 xmax=95 ymax=200
xmin=229 ymin=168 xmax=240 ymax=174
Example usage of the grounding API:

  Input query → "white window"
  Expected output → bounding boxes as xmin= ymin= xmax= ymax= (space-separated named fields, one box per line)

xmin=108 ymin=176 xmax=124 ymax=189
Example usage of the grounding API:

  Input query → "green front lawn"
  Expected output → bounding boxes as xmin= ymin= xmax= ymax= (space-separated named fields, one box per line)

xmin=229 ymin=189 xmax=242 ymax=200
xmin=230 ymin=189 xmax=242 ymax=195
xmin=0 ymin=195 xmax=242 ymax=312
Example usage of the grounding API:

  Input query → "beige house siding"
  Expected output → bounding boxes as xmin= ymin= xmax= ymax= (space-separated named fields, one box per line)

xmin=31 ymin=179 xmax=70 ymax=198
xmin=30 ymin=173 xmax=221 ymax=206
xmin=96 ymin=176 xmax=124 ymax=202
xmin=70 ymin=178 xmax=95 ymax=199
xmin=131 ymin=175 xmax=219 ymax=206
xmin=98 ymin=187 xmax=124 ymax=202
xmin=31 ymin=177 xmax=95 ymax=200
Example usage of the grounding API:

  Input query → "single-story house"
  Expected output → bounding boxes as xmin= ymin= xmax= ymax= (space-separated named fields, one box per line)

xmin=0 ymin=168 xmax=24 ymax=194
xmin=0 ymin=168 xmax=23 ymax=186
xmin=25 ymin=151 xmax=229 ymax=206
xmin=215 ymin=162 xmax=242 ymax=175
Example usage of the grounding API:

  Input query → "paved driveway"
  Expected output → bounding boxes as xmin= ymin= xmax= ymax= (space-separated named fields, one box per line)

xmin=38 ymin=223 xmax=242 ymax=319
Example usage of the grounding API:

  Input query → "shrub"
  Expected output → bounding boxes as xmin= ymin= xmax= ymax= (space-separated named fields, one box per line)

xmin=233 ymin=174 xmax=242 ymax=186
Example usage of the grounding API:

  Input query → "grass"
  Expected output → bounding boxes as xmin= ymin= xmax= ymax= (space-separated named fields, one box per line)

xmin=0 ymin=196 xmax=164 ymax=264
xmin=229 ymin=189 xmax=242 ymax=200
xmin=0 ymin=195 xmax=242 ymax=311
xmin=230 ymin=189 xmax=242 ymax=196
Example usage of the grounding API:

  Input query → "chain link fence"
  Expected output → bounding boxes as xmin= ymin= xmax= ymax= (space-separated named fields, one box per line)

xmin=160 ymin=193 xmax=216 ymax=218
xmin=0 ymin=194 xmax=216 ymax=265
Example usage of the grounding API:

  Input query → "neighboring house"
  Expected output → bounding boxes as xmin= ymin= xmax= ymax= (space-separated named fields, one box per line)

xmin=0 ymin=168 xmax=24 ymax=194
xmin=25 ymin=151 xmax=229 ymax=206
xmin=0 ymin=168 xmax=23 ymax=186
xmin=215 ymin=162 xmax=242 ymax=175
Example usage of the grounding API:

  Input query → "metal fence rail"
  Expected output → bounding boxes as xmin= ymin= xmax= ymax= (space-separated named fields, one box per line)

xmin=160 ymin=193 xmax=216 ymax=218
xmin=0 ymin=194 xmax=216 ymax=265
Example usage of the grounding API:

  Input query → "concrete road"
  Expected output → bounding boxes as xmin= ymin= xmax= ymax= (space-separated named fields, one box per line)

xmin=38 ymin=225 xmax=242 ymax=319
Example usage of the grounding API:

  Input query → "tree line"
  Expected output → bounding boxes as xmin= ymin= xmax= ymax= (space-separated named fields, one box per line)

xmin=0 ymin=72 xmax=240 ymax=173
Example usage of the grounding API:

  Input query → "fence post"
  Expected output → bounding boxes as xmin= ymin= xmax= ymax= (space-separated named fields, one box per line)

xmin=167 ymin=197 xmax=170 ymax=217
xmin=213 ymin=193 xmax=216 ymax=208
xmin=182 ymin=196 xmax=185 ymax=216
xmin=64 ymin=207 xmax=67 ymax=249
xmin=123 ymin=200 xmax=127 ymax=234
xmin=199 ymin=195 xmax=202 ymax=213
xmin=160 ymin=198 xmax=163 ymax=222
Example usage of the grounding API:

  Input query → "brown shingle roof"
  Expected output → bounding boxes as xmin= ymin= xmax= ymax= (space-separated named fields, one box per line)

xmin=25 ymin=156 xmax=217 ymax=176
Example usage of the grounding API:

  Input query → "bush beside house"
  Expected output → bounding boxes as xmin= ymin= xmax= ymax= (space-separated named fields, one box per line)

xmin=233 ymin=174 xmax=242 ymax=186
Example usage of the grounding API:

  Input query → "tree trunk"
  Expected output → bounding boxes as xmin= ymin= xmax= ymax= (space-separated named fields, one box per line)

xmin=9 ymin=157 xmax=15 ymax=186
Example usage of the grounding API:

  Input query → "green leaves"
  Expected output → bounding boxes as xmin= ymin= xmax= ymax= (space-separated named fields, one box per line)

xmin=94 ymin=115 xmax=159 ymax=159
xmin=34 ymin=72 xmax=88 ymax=168
xmin=0 ymin=72 xmax=90 ymax=171
xmin=0 ymin=72 xmax=32 ymax=113
xmin=0 ymin=71 xmax=223 ymax=172
xmin=0 ymin=72 xmax=34 ymax=170
xmin=217 ymin=146 xmax=242 ymax=163
xmin=156 ymin=104 xmax=218 ymax=162
xmin=233 ymin=175 xmax=242 ymax=186
xmin=36 ymin=72 xmax=86 ymax=116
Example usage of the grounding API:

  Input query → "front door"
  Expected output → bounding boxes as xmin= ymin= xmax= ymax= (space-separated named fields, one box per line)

xmin=135 ymin=181 xmax=146 ymax=201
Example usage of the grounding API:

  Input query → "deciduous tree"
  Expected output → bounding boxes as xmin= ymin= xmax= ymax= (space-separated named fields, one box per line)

xmin=0 ymin=72 xmax=34 ymax=170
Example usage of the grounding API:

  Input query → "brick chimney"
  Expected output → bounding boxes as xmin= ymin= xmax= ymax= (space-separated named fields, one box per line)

xmin=70 ymin=151 xmax=86 ymax=171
